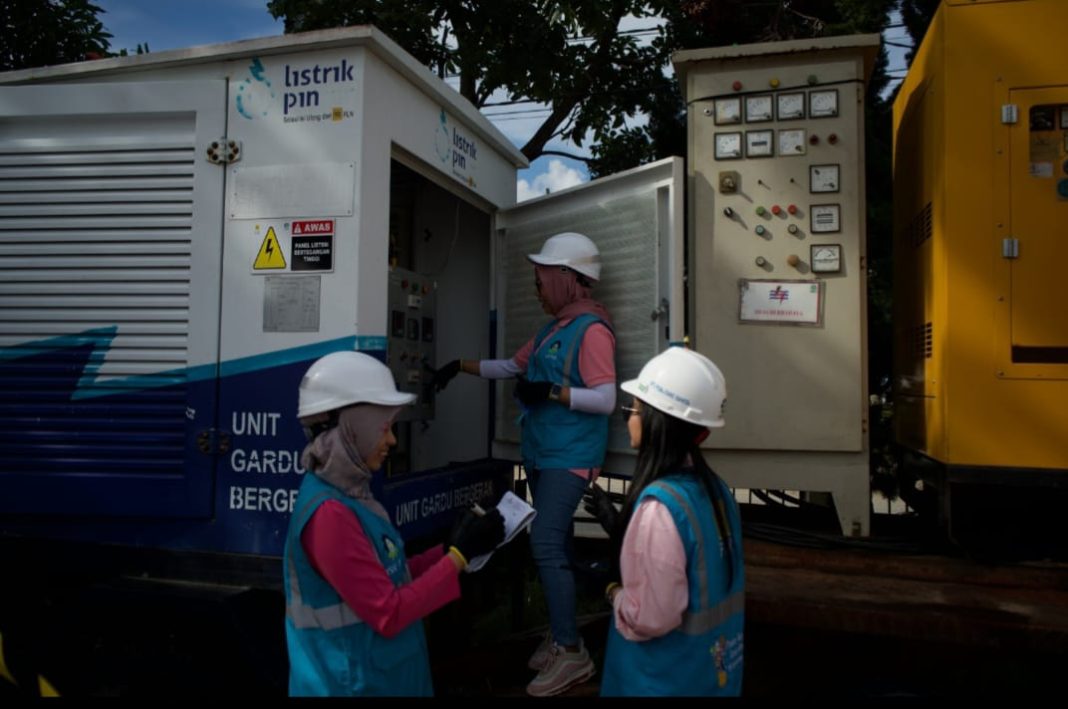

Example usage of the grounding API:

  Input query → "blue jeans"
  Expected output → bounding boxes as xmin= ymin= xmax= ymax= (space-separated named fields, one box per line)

xmin=526 ymin=466 xmax=589 ymax=648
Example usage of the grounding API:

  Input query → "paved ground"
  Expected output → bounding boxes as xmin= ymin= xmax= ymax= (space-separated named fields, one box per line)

xmin=3 ymin=517 xmax=1066 ymax=698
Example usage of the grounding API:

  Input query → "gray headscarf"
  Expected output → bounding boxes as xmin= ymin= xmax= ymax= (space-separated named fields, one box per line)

xmin=300 ymin=403 xmax=401 ymax=522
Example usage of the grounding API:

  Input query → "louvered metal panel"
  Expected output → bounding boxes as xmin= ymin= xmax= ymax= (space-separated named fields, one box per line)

xmin=0 ymin=80 xmax=225 ymax=517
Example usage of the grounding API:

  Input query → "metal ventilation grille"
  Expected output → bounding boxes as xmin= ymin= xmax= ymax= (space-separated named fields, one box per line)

xmin=913 ymin=322 xmax=933 ymax=360
xmin=907 ymin=202 xmax=932 ymax=248
xmin=499 ymin=189 xmax=659 ymax=454
xmin=0 ymin=139 xmax=196 ymax=476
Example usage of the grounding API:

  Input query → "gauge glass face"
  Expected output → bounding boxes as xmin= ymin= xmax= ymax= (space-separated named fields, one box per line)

xmin=809 ymin=89 xmax=839 ymax=118
xmin=714 ymin=97 xmax=742 ymax=125
xmin=809 ymin=164 xmax=840 ymax=193
xmin=777 ymin=92 xmax=805 ymax=120
xmin=778 ymin=129 xmax=807 ymax=156
xmin=745 ymin=130 xmax=773 ymax=158
xmin=810 ymin=204 xmax=841 ymax=233
xmin=745 ymin=95 xmax=773 ymax=122
xmin=810 ymin=244 xmax=842 ymax=273
xmin=714 ymin=132 xmax=743 ymax=160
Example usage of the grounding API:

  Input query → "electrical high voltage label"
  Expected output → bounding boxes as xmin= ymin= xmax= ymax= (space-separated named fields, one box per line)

xmin=254 ymin=226 xmax=287 ymax=270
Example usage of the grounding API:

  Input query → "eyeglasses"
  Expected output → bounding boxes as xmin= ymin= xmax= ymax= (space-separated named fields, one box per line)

xmin=619 ymin=405 xmax=639 ymax=423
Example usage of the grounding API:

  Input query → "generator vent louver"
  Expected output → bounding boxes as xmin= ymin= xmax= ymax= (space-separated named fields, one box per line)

xmin=907 ymin=202 xmax=932 ymax=248
xmin=0 ymin=140 xmax=196 ymax=476
xmin=912 ymin=321 xmax=933 ymax=360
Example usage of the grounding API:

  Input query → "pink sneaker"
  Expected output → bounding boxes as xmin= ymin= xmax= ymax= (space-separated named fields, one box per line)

xmin=527 ymin=631 xmax=554 ymax=670
xmin=526 ymin=642 xmax=595 ymax=697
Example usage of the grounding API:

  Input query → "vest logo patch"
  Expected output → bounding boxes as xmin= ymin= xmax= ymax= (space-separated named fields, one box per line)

xmin=546 ymin=340 xmax=562 ymax=358
xmin=382 ymin=535 xmax=400 ymax=560
xmin=712 ymin=635 xmax=728 ymax=688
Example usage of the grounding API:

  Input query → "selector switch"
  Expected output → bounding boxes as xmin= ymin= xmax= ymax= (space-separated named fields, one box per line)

xmin=724 ymin=206 xmax=735 ymax=218
xmin=719 ymin=170 xmax=740 ymax=193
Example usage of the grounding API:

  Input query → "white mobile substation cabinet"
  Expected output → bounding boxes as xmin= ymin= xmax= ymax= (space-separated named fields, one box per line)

xmin=0 ymin=26 xmax=877 ymax=558
xmin=0 ymin=26 xmax=683 ymax=556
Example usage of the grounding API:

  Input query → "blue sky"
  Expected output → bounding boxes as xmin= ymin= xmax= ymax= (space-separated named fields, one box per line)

xmin=95 ymin=0 xmax=589 ymax=201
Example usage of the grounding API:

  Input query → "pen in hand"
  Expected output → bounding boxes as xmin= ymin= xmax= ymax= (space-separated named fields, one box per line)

xmin=471 ymin=503 xmax=486 ymax=517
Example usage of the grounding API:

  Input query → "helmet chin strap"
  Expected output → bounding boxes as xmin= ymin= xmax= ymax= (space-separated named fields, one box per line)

xmin=693 ymin=428 xmax=711 ymax=445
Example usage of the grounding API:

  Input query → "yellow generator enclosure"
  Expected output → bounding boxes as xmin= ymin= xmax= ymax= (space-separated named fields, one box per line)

xmin=893 ymin=0 xmax=1068 ymax=478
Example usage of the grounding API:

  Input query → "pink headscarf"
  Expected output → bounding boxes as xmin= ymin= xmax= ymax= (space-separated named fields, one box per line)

xmin=535 ymin=264 xmax=612 ymax=326
xmin=300 ymin=404 xmax=401 ymax=521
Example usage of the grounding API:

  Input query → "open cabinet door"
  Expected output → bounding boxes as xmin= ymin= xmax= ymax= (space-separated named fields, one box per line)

xmin=0 ymin=81 xmax=226 ymax=517
xmin=493 ymin=158 xmax=685 ymax=474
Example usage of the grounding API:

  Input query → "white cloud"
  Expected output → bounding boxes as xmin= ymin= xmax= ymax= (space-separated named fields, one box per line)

xmin=517 ymin=159 xmax=587 ymax=202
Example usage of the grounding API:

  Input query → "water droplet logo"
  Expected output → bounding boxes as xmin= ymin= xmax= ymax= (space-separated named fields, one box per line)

xmin=236 ymin=57 xmax=275 ymax=120
xmin=435 ymin=109 xmax=451 ymax=164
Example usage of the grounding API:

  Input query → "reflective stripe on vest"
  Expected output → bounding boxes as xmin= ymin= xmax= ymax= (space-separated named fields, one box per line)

xmin=648 ymin=480 xmax=745 ymax=636
xmin=285 ymin=488 xmax=365 ymax=631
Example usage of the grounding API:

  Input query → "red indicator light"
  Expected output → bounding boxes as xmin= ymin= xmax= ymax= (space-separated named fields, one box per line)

xmin=771 ymin=205 xmax=782 ymax=216
xmin=732 ymin=80 xmax=743 ymax=91
xmin=809 ymin=134 xmax=820 ymax=145
xmin=828 ymin=133 xmax=839 ymax=144
xmin=788 ymin=204 xmax=798 ymax=215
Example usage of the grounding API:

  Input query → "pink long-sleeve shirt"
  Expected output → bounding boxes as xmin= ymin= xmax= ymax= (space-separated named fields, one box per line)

xmin=611 ymin=498 xmax=690 ymax=642
xmin=301 ymin=499 xmax=461 ymax=638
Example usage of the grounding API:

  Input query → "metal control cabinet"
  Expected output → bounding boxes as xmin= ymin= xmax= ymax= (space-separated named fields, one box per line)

xmin=675 ymin=35 xmax=879 ymax=536
xmin=387 ymin=267 xmax=436 ymax=421
xmin=893 ymin=0 xmax=1068 ymax=477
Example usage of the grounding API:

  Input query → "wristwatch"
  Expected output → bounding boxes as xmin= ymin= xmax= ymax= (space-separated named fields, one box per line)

xmin=548 ymin=384 xmax=563 ymax=402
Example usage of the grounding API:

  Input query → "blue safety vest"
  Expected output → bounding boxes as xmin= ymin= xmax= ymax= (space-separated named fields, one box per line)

xmin=283 ymin=473 xmax=433 ymax=697
xmin=600 ymin=473 xmax=745 ymax=697
xmin=520 ymin=313 xmax=611 ymax=470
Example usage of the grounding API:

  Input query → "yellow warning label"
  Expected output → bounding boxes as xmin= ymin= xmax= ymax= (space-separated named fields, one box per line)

xmin=254 ymin=227 xmax=286 ymax=270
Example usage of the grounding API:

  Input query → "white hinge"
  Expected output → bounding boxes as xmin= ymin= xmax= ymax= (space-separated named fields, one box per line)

xmin=205 ymin=137 xmax=242 ymax=165
xmin=1002 ymin=238 xmax=1019 ymax=259
xmin=1001 ymin=104 xmax=1018 ymax=124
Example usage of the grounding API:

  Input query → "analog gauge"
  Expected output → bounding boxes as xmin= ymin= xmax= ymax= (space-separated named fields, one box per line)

xmin=810 ymin=204 xmax=841 ymax=233
xmin=714 ymin=97 xmax=742 ymax=125
xmin=778 ymin=129 xmax=807 ymax=156
xmin=714 ymin=132 xmax=743 ymax=160
xmin=746 ymin=130 xmax=774 ymax=158
xmin=809 ymin=89 xmax=839 ymax=118
xmin=810 ymin=243 xmax=843 ymax=273
xmin=809 ymin=164 xmax=840 ymax=193
xmin=745 ymin=95 xmax=773 ymax=122
xmin=777 ymin=92 xmax=806 ymax=120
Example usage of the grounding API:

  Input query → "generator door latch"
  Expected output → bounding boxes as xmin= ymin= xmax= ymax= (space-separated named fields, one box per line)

xmin=197 ymin=429 xmax=232 ymax=454
xmin=205 ymin=137 xmax=242 ymax=165
xmin=1001 ymin=104 xmax=1018 ymax=125
xmin=1002 ymin=238 xmax=1019 ymax=259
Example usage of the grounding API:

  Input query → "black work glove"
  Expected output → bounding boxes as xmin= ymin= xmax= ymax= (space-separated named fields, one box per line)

xmin=431 ymin=359 xmax=462 ymax=392
xmin=514 ymin=376 xmax=552 ymax=406
xmin=448 ymin=507 xmax=505 ymax=562
xmin=583 ymin=483 xmax=620 ymax=536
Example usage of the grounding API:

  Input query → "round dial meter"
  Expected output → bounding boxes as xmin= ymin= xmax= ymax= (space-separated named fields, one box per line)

xmin=809 ymin=164 xmax=840 ymax=193
xmin=777 ymin=92 xmax=805 ymax=120
xmin=810 ymin=244 xmax=842 ymax=273
xmin=809 ymin=89 xmax=839 ymax=118
xmin=745 ymin=95 xmax=773 ymax=122
xmin=714 ymin=132 xmax=743 ymax=160
xmin=778 ymin=129 xmax=807 ymax=156
xmin=714 ymin=97 xmax=742 ymax=125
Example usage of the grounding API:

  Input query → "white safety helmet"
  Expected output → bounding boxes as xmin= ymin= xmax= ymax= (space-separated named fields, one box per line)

xmin=620 ymin=347 xmax=727 ymax=428
xmin=527 ymin=232 xmax=602 ymax=282
xmin=297 ymin=351 xmax=415 ymax=419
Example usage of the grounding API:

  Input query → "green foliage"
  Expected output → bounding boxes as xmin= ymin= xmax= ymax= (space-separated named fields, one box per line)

xmin=269 ymin=0 xmax=669 ymax=162
xmin=0 ymin=0 xmax=112 ymax=71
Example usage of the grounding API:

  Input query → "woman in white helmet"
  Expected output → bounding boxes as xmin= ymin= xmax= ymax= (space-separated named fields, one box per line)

xmin=584 ymin=346 xmax=745 ymax=696
xmin=283 ymin=351 xmax=504 ymax=697
xmin=432 ymin=231 xmax=616 ymax=696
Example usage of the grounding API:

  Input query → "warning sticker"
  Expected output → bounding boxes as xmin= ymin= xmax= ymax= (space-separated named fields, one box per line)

xmin=253 ymin=227 xmax=287 ymax=270
xmin=292 ymin=236 xmax=333 ymax=271
xmin=292 ymin=219 xmax=334 ymax=236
